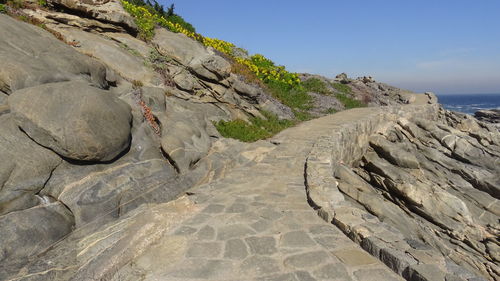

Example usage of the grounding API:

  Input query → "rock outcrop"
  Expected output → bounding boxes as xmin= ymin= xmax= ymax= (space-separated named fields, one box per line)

xmin=475 ymin=109 xmax=500 ymax=130
xmin=306 ymin=104 xmax=500 ymax=281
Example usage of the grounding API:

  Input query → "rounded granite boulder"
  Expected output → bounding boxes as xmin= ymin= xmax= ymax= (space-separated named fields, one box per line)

xmin=8 ymin=81 xmax=132 ymax=162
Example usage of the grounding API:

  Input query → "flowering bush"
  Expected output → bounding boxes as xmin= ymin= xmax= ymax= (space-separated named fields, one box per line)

xmin=121 ymin=0 xmax=311 ymax=121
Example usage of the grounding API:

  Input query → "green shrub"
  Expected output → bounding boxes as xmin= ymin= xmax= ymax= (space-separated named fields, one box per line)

xmin=267 ymin=81 xmax=312 ymax=111
xmin=165 ymin=14 xmax=195 ymax=33
xmin=331 ymin=82 xmax=352 ymax=94
xmin=214 ymin=111 xmax=294 ymax=142
xmin=121 ymin=0 xmax=195 ymax=41
xmin=0 ymin=4 xmax=6 ymax=13
xmin=302 ymin=78 xmax=330 ymax=95
xmin=335 ymin=93 xmax=365 ymax=109
xmin=293 ymin=110 xmax=313 ymax=121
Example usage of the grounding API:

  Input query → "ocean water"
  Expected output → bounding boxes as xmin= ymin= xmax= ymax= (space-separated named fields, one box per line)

xmin=437 ymin=93 xmax=500 ymax=115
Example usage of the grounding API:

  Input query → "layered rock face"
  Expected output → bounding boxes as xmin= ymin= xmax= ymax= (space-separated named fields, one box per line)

xmin=306 ymin=106 xmax=500 ymax=280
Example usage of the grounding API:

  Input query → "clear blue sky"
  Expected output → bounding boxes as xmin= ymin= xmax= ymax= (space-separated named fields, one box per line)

xmin=162 ymin=0 xmax=500 ymax=94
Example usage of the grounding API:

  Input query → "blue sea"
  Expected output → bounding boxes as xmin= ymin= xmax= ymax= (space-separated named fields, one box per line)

xmin=436 ymin=93 xmax=500 ymax=115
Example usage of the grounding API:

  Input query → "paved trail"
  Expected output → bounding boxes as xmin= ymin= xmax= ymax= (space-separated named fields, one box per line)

xmin=136 ymin=112 xmax=404 ymax=281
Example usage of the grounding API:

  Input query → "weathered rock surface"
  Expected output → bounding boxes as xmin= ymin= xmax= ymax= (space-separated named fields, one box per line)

xmin=0 ymin=114 xmax=61 ymax=215
xmin=475 ymin=109 xmax=500 ymax=128
xmin=0 ymin=14 xmax=108 ymax=93
xmin=47 ymin=0 xmax=137 ymax=31
xmin=306 ymin=104 xmax=500 ymax=281
xmin=0 ymin=201 xmax=74 ymax=263
xmin=9 ymin=81 xmax=132 ymax=161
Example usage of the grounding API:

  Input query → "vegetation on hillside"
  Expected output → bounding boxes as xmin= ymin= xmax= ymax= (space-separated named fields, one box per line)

xmin=302 ymin=78 xmax=365 ymax=110
xmin=122 ymin=0 xmax=314 ymax=142
xmin=302 ymin=78 xmax=330 ymax=95
xmin=215 ymin=111 xmax=294 ymax=143
xmin=121 ymin=0 xmax=366 ymax=141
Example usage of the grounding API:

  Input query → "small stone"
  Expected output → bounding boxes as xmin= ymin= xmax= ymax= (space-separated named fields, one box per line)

xmin=245 ymin=236 xmax=277 ymax=255
xmin=186 ymin=242 xmax=222 ymax=258
xmin=224 ymin=239 xmax=248 ymax=260
xmin=280 ymin=231 xmax=316 ymax=248
xmin=284 ymin=251 xmax=330 ymax=269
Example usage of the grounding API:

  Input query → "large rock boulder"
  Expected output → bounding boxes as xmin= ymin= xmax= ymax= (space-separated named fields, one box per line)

xmin=47 ymin=0 xmax=137 ymax=31
xmin=0 ymin=115 xmax=61 ymax=215
xmin=0 ymin=14 xmax=107 ymax=93
xmin=153 ymin=29 xmax=231 ymax=81
xmin=9 ymin=81 xmax=132 ymax=161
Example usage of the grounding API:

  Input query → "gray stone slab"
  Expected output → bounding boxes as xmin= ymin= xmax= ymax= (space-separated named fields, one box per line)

xmin=186 ymin=242 xmax=222 ymax=258
xmin=245 ymin=236 xmax=278 ymax=255
xmin=312 ymin=263 xmax=350 ymax=280
xmin=217 ymin=224 xmax=256 ymax=240
xmin=280 ymin=231 xmax=316 ymax=248
xmin=284 ymin=251 xmax=330 ymax=269
xmin=240 ymin=255 xmax=281 ymax=276
xmin=224 ymin=239 xmax=248 ymax=260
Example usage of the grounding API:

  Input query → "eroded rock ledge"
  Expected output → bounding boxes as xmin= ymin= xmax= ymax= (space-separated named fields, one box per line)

xmin=306 ymin=101 xmax=499 ymax=281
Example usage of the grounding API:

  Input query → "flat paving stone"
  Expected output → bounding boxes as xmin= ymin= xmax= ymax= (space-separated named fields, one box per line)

xmin=354 ymin=268 xmax=404 ymax=281
xmin=294 ymin=271 xmax=318 ymax=281
xmin=332 ymin=248 xmax=380 ymax=266
xmin=186 ymin=242 xmax=222 ymax=258
xmin=245 ymin=236 xmax=278 ymax=255
xmin=216 ymin=224 xmax=256 ymax=240
xmin=168 ymin=259 xmax=234 ymax=279
xmin=224 ymin=239 xmax=248 ymax=260
xmin=226 ymin=203 xmax=248 ymax=213
xmin=202 ymin=204 xmax=225 ymax=213
xmin=280 ymin=231 xmax=316 ymax=248
xmin=284 ymin=251 xmax=330 ymax=269
xmin=251 ymin=219 xmax=273 ymax=233
xmin=240 ymin=255 xmax=281 ymax=276
xmin=196 ymin=225 xmax=215 ymax=240
xmin=312 ymin=263 xmax=350 ymax=280
xmin=174 ymin=226 xmax=198 ymax=236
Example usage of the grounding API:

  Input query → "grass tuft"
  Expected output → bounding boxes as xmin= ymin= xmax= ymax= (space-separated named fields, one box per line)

xmin=331 ymin=82 xmax=352 ymax=95
xmin=302 ymin=78 xmax=330 ymax=95
xmin=214 ymin=111 xmax=294 ymax=142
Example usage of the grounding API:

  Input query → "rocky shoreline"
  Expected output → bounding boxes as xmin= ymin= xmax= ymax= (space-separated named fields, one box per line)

xmin=0 ymin=1 xmax=498 ymax=280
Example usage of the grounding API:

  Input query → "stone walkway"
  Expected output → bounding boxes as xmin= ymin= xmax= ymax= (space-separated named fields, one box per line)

xmin=133 ymin=111 xmax=405 ymax=281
